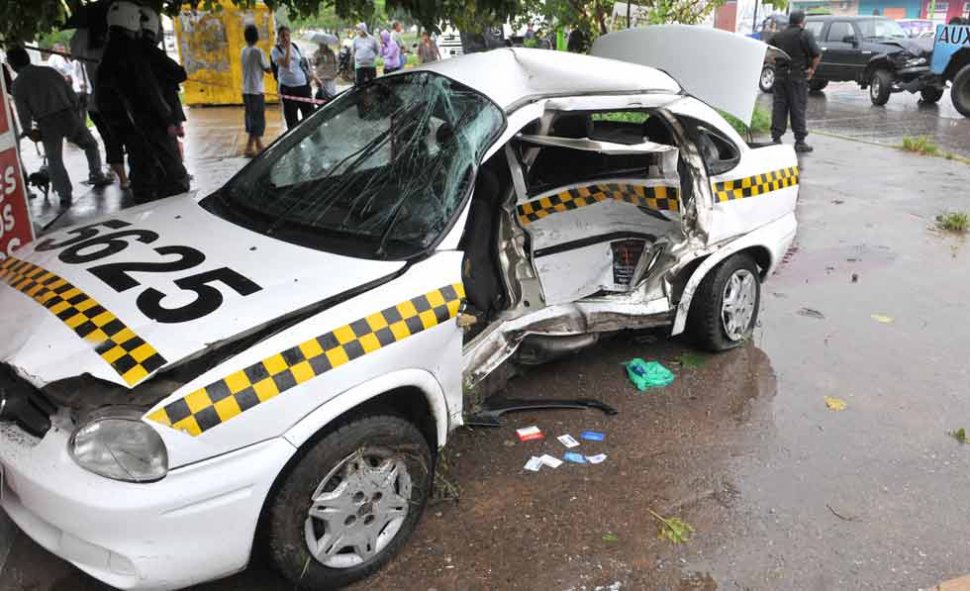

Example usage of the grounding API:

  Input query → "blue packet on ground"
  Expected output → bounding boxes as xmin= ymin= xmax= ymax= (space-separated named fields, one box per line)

xmin=581 ymin=431 xmax=605 ymax=442
xmin=563 ymin=451 xmax=586 ymax=464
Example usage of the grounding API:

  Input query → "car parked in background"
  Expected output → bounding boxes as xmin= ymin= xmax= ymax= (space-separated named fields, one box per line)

xmin=897 ymin=18 xmax=936 ymax=38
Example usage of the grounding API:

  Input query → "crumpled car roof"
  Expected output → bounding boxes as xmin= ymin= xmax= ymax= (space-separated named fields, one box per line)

xmin=417 ymin=48 xmax=682 ymax=110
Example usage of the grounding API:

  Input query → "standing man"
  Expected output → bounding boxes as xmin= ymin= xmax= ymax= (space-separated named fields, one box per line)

xmin=768 ymin=10 xmax=821 ymax=153
xmin=417 ymin=31 xmax=440 ymax=63
xmin=391 ymin=21 xmax=407 ymax=58
xmin=271 ymin=25 xmax=314 ymax=129
xmin=7 ymin=46 xmax=111 ymax=208
xmin=241 ymin=23 xmax=271 ymax=156
xmin=351 ymin=23 xmax=379 ymax=86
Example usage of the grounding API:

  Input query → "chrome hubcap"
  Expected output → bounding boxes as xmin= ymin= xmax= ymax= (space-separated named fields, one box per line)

xmin=721 ymin=269 xmax=757 ymax=341
xmin=762 ymin=67 xmax=774 ymax=88
xmin=304 ymin=448 xmax=412 ymax=569
xmin=872 ymin=78 xmax=881 ymax=97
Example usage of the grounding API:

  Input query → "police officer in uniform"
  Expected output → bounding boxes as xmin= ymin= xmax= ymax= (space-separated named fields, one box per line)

xmin=769 ymin=10 xmax=821 ymax=153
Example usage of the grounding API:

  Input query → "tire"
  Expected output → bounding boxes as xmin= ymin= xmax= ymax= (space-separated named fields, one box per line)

xmin=952 ymin=66 xmax=970 ymax=117
xmin=919 ymin=86 xmax=944 ymax=103
xmin=686 ymin=253 xmax=761 ymax=352
xmin=869 ymin=69 xmax=892 ymax=106
xmin=759 ymin=64 xmax=775 ymax=93
xmin=809 ymin=79 xmax=829 ymax=92
xmin=264 ymin=414 xmax=432 ymax=589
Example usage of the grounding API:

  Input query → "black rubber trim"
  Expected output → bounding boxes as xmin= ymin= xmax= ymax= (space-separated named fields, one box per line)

xmin=533 ymin=231 xmax=657 ymax=258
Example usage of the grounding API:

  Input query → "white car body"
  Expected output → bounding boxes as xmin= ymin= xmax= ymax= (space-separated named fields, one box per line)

xmin=0 ymin=27 xmax=798 ymax=590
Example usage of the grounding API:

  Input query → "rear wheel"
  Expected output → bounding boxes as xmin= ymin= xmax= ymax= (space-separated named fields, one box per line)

xmin=869 ymin=69 xmax=892 ymax=106
xmin=809 ymin=79 xmax=829 ymax=92
xmin=951 ymin=66 xmax=970 ymax=117
xmin=760 ymin=64 xmax=775 ymax=93
xmin=265 ymin=414 xmax=432 ymax=589
xmin=920 ymin=86 xmax=944 ymax=103
xmin=687 ymin=254 xmax=761 ymax=352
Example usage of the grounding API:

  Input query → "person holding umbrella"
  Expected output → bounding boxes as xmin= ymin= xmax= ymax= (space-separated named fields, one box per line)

xmin=311 ymin=32 xmax=339 ymax=102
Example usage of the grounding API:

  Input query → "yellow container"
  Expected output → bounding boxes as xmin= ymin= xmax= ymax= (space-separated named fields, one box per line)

xmin=175 ymin=1 xmax=276 ymax=106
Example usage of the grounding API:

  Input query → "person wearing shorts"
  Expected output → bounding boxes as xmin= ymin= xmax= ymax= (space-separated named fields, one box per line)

xmin=241 ymin=24 xmax=271 ymax=156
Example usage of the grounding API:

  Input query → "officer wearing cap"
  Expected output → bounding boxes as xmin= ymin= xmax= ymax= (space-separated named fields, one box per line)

xmin=768 ymin=10 xmax=821 ymax=153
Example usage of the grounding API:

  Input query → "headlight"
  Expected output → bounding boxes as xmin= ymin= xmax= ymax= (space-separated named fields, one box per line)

xmin=71 ymin=409 xmax=168 ymax=482
xmin=904 ymin=57 xmax=927 ymax=67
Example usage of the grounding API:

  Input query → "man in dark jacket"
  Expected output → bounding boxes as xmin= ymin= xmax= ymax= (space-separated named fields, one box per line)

xmin=768 ymin=10 xmax=822 ymax=153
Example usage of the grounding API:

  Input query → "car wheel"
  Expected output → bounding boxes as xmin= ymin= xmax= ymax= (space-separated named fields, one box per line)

xmin=809 ymin=79 xmax=829 ymax=92
xmin=264 ymin=414 xmax=432 ymax=589
xmin=919 ymin=86 xmax=944 ymax=103
xmin=759 ymin=64 xmax=775 ymax=93
xmin=869 ymin=69 xmax=892 ymax=106
xmin=951 ymin=66 xmax=970 ymax=117
xmin=687 ymin=253 xmax=761 ymax=352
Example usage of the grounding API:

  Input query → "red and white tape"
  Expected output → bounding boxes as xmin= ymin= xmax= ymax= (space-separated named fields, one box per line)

xmin=279 ymin=94 xmax=330 ymax=105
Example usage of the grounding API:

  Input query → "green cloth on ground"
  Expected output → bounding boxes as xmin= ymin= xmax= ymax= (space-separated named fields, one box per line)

xmin=625 ymin=358 xmax=675 ymax=391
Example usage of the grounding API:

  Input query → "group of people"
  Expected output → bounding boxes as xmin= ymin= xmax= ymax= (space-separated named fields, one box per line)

xmin=241 ymin=20 xmax=443 ymax=156
xmin=5 ymin=0 xmax=189 ymax=207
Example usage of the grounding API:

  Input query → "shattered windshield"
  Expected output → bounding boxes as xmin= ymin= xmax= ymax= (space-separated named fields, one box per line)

xmin=859 ymin=19 xmax=907 ymax=40
xmin=206 ymin=72 xmax=505 ymax=260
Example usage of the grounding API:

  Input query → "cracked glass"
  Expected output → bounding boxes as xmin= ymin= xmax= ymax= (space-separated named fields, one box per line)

xmin=207 ymin=72 xmax=505 ymax=260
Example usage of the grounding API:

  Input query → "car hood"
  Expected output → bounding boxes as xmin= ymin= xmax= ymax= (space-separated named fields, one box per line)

xmin=877 ymin=36 xmax=934 ymax=56
xmin=0 ymin=195 xmax=405 ymax=389
xmin=591 ymin=25 xmax=768 ymax=124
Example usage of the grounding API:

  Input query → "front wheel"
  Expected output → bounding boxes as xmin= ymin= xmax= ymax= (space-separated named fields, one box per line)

xmin=951 ymin=66 xmax=970 ymax=117
xmin=760 ymin=64 xmax=775 ymax=93
xmin=869 ymin=69 xmax=892 ymax=106
xmin=264 ymin=414 xmax=432 ymax=589
xmin=920 ymin=86 xmax=944 ymax=103
xmin=686 ymin=253 xmax=761 ymax=352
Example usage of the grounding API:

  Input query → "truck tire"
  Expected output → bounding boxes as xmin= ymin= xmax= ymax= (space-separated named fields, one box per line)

xmin=686 ymin=253 xmax=761 ymax=352
xmin=760 ymin=64 xmax=775 ymax=93
xmin=920 ymin=87 xmax=944 ymax=103
xmin=809 ymin=79 xmax=828 ymax=92
xmin=952 ymin=66 xmax=970 ymax=117
xmin=264 ymin=414 xmax=432 ymax=589
xmin=869 ymin=69 xmax=892 ymax=106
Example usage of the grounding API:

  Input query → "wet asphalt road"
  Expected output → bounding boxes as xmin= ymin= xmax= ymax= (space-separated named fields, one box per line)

xmin=758 ymin=81 xmax=970 ymax=158
xmin=5 ymin=102 xmax=970 ymax=590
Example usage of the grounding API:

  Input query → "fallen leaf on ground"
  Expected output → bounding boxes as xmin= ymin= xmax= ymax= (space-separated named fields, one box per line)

xmin=950 ymin=428 xmax=968 ymax=444
xmin=648 ymin=509 xmax=694 ymax=544
xmin=797 ymin=307 xmax=825 ymax=319
xmin=824 ymin=396 xmax=847 ymax=411
xmin=870 ymin=314 xmax=894 ymax=324
xmin=602 ymin=532 xmax=619 ymax=543
xmin=675 ymin=352 xmax=707 ymax=369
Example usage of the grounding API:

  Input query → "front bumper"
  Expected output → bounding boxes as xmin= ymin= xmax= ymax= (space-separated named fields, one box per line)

xmin=0 ymin=421 xmax=296 ymax=590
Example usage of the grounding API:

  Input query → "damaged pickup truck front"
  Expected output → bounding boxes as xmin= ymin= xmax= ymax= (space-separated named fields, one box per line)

xmin=0 ymin=26 xmax=798 ymax=591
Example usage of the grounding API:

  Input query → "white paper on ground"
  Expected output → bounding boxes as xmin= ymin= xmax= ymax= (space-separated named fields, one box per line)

xmin=586 ymin=454 xmax=608 ymax=464
xmin=524 ymin=456 xmax=544 ymax=471
xmin=540 ymin=454 xmax=564 ymax=468
xmin=558 ymin=434 xmax=580 ymax=448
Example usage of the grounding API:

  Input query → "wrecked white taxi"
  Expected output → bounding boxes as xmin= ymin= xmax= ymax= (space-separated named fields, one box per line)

xmin=0 ymin=27 xmax=797 ymax=591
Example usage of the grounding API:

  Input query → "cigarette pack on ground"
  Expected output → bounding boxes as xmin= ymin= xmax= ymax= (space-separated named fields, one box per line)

xmin=524 ymin=456 xmax=543 ymax=471
xmin=516 ymin=426 xmax=544 ymax=442
xmin=558 ymin=434 xmax=580 ymax=448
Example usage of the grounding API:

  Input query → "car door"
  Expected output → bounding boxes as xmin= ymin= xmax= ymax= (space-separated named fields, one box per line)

xmin=510 ymin=108 xmax=687 ymax=306
xmin=820 ymin=20 xmax=858 ymax=80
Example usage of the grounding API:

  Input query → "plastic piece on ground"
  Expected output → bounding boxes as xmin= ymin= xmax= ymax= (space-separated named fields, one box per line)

xmin=625 ymin=358 xmax=675 ymax=391
xmin=581 ymin=431 xmax=605 ymax=442
xmin=516 ymin=426 xmax=544 ymax=442
xmin=871 ymin=314 xmax=894 ymax=324
xmin=563 ymin=451 xmax=586 ymax=464
xmin=824 ymin=396 xmax=847 ymax=411
xmin=558 ymin=434 xmax=580 ymax=448
xmin=524 ymin=456 xmax=543 ymax=471
xmin=587 ymin=454 xmax=607 ymax=464
xmin=540 ymin=454 xmax=563 ymax=468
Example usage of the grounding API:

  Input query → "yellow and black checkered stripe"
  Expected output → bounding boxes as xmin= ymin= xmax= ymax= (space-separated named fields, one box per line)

xmin=0 ymin=257 xmax=166 ymax=385
xmin=712 ymin=166 xmax=799 ymax=203
xmin=147 ymin=283 xmax=465 ymax=436
xmin=517 ymin=183 xmax=679 ymax=226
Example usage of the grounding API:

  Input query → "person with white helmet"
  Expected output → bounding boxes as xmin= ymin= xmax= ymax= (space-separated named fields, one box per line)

xmin=98 ymin=0 xmax=188 ymax=203
xmin=139 ymin=5 xmax=187 ymax=156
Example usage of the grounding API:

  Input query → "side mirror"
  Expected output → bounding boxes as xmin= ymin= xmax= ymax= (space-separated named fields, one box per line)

xmin=843 ymin=35 xmax=859 ymax=46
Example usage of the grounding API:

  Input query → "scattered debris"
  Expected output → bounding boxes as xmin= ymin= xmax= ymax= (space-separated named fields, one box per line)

xmin=587 ymin=453 xmax=608 ymax=464
xmin=824 ymin=396 xmax=848 ymax=411
xmin=516 ymin=426 xmax=544 ymax=442
xmin=851 ymin=273 xmax=859 ymax=283
xmin=540 ymin=454 xmax=563 ymax=468
xmin=832 ymin=199 xmax=845 ymax=205
xmin=558 ymin=434 xmax=580 ymax=448
xmin=949 ymin=427 xmax=968 ymax=444
xmin=466 ymin=397 xmax=617 ymax=427
xmin=674 ymin=352 xmax=708 ymax=369
xmin=625 ymin=358 xmax=675 ymax=391
xmin=870 ymin=314 xmax=894 ymax=324
xmin=797 ymin=307 xmax=825 ymax=319
xmin=602 ymin=532 xmax=620 ymax=543
xmin=648 ymin=509 xmax=694 ymax=544
xmin=581 ymin=430 xmax=605 ymax=442
xmin=826 ymin=503 xmax=858 ymax=521
xmin=524 ymin=456 xmax=544 ymax=472
xmin=564 ymin=451 xmax=587 ymax=464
